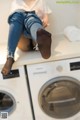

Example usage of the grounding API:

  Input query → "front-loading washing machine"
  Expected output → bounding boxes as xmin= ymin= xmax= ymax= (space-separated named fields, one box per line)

xmin=27 ymin=57 xmax=80 ymax=120
xmin=0 ymin=65 xmax=33 ymax=120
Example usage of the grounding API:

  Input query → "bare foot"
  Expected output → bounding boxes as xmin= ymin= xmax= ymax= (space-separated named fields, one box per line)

xmin=37 ymin=29 xmax=52 ymax=59
xmin=1 ymin=57 xmax=14 ymax=75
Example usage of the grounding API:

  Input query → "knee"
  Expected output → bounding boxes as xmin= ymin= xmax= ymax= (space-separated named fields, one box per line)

xmin=8 ymin=12 xmax=24 ymax=24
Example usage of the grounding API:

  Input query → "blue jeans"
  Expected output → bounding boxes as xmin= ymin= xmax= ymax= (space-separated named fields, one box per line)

xmin=7 ymin=10 xmax=43 ymax=58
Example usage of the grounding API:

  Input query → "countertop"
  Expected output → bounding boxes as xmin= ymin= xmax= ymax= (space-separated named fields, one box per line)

xmin=0 ymin=35 xmax=80 ymax=68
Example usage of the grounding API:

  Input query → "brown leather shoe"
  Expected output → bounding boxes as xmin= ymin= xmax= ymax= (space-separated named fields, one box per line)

xmin=37 ymin=29 xmax=52 ymax=59
xmin=1 ymin=57 xmax=14 ymax=76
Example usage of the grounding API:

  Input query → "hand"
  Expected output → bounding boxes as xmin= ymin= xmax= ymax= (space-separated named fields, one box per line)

xmin=42 ymin=14 xmax=49 ymax=28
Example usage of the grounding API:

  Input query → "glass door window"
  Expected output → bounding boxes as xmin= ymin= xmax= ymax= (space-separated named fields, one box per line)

xmin=0 ymin=91 xmax=16 ymax=115
xmin=38 ymin=77 xmax=80 ymax=119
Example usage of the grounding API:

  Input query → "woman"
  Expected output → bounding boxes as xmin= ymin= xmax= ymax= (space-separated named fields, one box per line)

xmin=1 ymin=0 xmax=52 ymax=75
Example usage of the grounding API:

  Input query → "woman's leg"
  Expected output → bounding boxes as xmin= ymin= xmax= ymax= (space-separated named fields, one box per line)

xmin=30 ymin=23 xmax=43 ymax=42
xmin=30 ymin=23 xmax=52 ymax=59
xmin=1 ymin=21 xmax=23 ymax=75
xmin=24 ymin=12 xmax=52 ymax=59
xmin=7 ymin=21 xmax=23 ymax=57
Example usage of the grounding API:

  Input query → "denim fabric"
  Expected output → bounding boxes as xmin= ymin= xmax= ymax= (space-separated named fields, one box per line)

xmin=7 ymin=9 xmax=43 ymax=57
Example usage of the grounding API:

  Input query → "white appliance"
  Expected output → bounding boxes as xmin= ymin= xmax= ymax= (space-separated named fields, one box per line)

xmin=0 ymin=66 xmax=33 ymax=120
xmin=27 ymin=57 xmax=80 ymax=120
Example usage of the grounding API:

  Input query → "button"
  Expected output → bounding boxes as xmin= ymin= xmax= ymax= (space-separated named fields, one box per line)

xmin=56 ymin=66 xmax=63 ymax=72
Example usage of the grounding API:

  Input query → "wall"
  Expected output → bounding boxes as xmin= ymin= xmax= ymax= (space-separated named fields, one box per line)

xmin=0 ymin=0 xmax=12 ymax=44
xmin=0 ymin=0 xmax=79 ymax=44
xmin=76 ymin=5 xmax=80 ymax=27
xmin=46 ymin=0 xmax=79 ymax=35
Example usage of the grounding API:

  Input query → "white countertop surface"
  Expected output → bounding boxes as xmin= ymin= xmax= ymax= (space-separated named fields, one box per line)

xmin=0 ymin=35 xmax=80 ymax=69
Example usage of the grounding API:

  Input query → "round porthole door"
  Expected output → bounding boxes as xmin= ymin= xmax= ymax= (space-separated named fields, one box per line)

xmin=0 ymin=91 xmax=16 ymax=114
xmin=38 ymin=76 xmax=80 ymax=119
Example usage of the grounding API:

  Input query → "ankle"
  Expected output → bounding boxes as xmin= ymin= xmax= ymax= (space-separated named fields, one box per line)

xmin=7 ymin=57 xmax=14 ymax=62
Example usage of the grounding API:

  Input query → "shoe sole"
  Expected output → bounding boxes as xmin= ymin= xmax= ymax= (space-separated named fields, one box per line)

xmin=37 ymin=29 xmax=52 ymax=59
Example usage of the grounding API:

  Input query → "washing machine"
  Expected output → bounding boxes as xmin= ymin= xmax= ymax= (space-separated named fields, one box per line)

xmin=27 ymin=57 xmax=80 ymax=120
xmin=0 ymin=65 xmax=33 ymax=120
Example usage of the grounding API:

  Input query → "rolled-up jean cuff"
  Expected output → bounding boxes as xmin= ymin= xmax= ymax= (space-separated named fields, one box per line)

xmin=7 ymin=52 xmax=14 ymax=58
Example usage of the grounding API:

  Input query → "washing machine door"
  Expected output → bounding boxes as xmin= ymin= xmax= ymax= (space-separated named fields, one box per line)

xmin=38 ymin=76 xmax=80 ymax=119
xmin=0 ymin=91 xmax=16 ymax=115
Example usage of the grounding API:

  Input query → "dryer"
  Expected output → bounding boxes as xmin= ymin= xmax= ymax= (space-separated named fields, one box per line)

xmin=27 ymin=57 xmax=80 ymax=120
xmin=0 ymin=66 xmax=33 ymax=120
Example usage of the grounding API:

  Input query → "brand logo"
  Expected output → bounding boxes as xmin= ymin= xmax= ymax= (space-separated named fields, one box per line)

xmin=56 ymin=0 xmax=80 ymax=4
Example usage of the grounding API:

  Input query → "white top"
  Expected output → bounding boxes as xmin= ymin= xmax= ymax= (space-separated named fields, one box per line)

xmin=10 ymin=0 xmax=51 ymax=19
